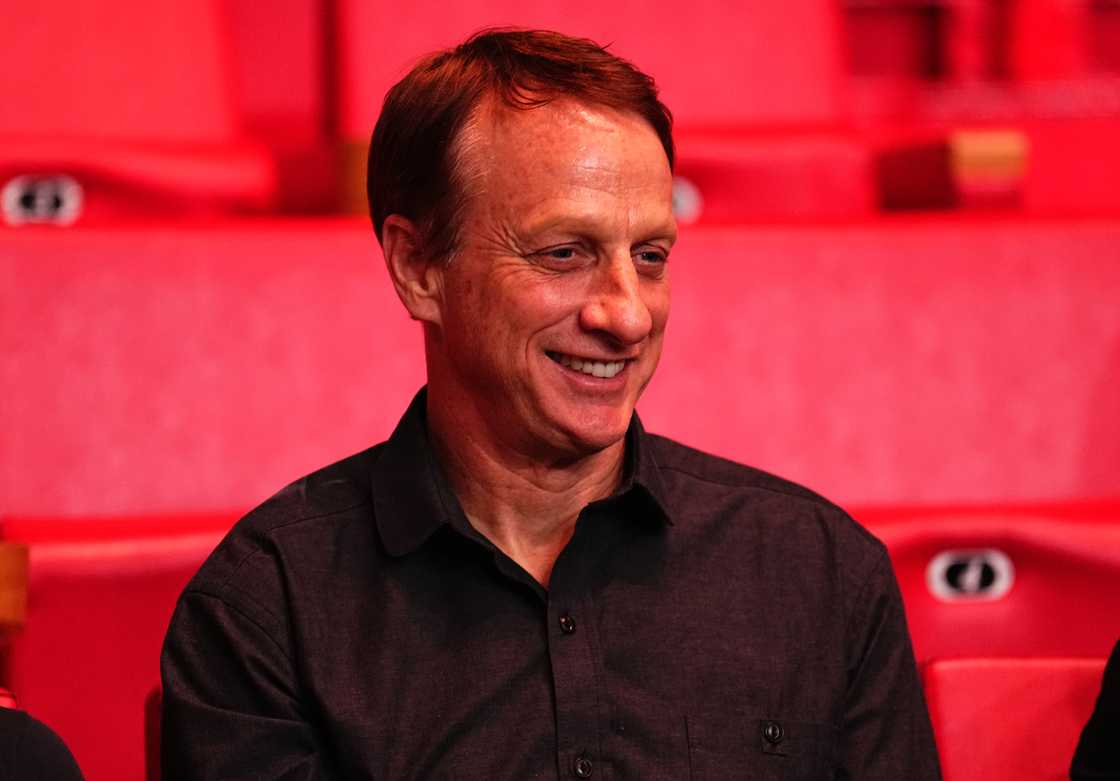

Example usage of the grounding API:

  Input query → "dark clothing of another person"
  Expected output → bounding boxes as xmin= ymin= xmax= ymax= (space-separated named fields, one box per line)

xmin=0 ymin=707 xmax=84 ymax=781
xmin=1072 ymin=639 xmax=1120 ymax=780
xmin=161 ymin=389 xmax=941 ymax=780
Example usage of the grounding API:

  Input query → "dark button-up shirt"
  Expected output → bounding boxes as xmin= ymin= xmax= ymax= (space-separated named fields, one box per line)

xmin=161 ymin=390 xmax=941 ymax=780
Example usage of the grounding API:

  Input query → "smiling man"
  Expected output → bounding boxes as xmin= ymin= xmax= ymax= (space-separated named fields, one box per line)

xmin=161 ymin=29 xmax=941 ymax=780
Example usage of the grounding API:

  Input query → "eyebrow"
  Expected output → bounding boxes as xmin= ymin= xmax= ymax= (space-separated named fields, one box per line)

xmin=518 ymin=212 xmax=678 ymax=246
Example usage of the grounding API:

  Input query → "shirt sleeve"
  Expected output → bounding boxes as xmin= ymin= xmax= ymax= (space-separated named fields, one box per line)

xmin=1070 ymin=638 xmax=1120 ymax=780
xmin=0 ymin=708 xmax=85 ymax=781
xmin=160 ymin=589 xmax=338 ymax=780
xmin=840 ymin=548 xmax=942 ymax=780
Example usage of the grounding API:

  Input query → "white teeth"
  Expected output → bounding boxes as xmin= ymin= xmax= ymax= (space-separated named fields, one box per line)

xmin=551 ymin=352 xmax=626 ymax=379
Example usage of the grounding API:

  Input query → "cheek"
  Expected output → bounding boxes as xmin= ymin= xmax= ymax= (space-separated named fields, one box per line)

xmin=645 ymin=281 xmax=671 ymax=336
xmin=453 ymin=279 xmax=572 ymax=366
xmin=504 ymin=276 xmax=583 ymax=333
xmin=439 ymin=273 xmax=507 ymax=364
xmin=446 ymin=267 xmax=509 ymax=329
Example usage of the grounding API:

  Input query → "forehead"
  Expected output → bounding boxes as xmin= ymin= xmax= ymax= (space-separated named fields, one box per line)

xmin=458 ymin=97 xmax=673 ymax=227
xmin=488 ymin=96 xmax=657 ymax=151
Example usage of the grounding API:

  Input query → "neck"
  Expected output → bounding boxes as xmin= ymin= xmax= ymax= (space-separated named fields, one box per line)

xmin=425 ymin=383 xmax=626 ymax=587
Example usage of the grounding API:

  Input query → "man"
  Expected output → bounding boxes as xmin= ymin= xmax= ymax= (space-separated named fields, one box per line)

xmin=162 ymin=29 xmax=941 ymax=779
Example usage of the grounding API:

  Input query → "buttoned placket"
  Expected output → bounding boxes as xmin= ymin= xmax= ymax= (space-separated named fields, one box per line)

xmin=545 ymin=513 xmax=607 ymax=780
xmin=435 ymin=444 xmax=654 ymax=780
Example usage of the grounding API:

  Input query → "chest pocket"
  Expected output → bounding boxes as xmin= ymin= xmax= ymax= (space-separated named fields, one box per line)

xmin=686 ymin=716 xmax=838 ymax=781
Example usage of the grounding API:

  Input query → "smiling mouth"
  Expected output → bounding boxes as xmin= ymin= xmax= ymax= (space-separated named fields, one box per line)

xmin=547 ymin=351 xmax=629 ymax=379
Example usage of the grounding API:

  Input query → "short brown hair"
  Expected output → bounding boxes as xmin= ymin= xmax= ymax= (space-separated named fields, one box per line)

xmin=367 ymin=28 xmax=675 ymax=261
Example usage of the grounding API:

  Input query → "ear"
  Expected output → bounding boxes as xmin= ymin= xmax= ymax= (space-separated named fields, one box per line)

xmin=381 ymin=215 xmax=444 ymax=326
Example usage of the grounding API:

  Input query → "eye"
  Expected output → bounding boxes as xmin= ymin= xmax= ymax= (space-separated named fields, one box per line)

xmin=530 ymin=244 xmax=590 ymax=270
xmin=632 ymin=246 xmax=670 ymax=279
xmin=635 ymin=249 xmax=668 ymax=264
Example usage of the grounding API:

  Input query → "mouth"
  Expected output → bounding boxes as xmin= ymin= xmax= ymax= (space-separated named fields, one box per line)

xmin=546 ymin=351 xmax=630 ymax=379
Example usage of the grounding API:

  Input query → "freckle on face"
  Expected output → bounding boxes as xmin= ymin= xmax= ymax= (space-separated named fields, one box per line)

xmin=433 ymin=98 xmax=675 ymax=459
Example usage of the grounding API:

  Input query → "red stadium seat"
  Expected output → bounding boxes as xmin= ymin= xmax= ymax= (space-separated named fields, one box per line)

xmin=0 ymin=687 xmax=17 ymax=709
xmin=1021 ymin=119 xmax=1120 ymax=215
xmin=3 ymin=219 xmax=1120 ymax=515
xmin=638 ymin=219 xmax=1120 ymax=507
xmin=1008 ymin=0 xmax=1091 ymax=80
xmin=335 ymin=1 xmax=846 ymax=134
xmin=2 ymin=515 xmax=233 ymax=781
xmin=870 ymin=114 xmax=1120 ymax=215
xmin=860 ymin=503 xmax=1120 ymax=662
xmin=223 ymin=0 xmax=337 ymax=213
xmin=922 ymin=657 xmax=1107 ymax=781
xmin=844 ymin=0 xmax=947 ymax=81
xmin=332 ymin=3 xmax=867 ymax=219
xmin=0 ymin=0 xmax=274 ymax=226
xmin=0 ymin=515 xmax=235 ymax=545
xmin=672 ymin=130 xmax=875 ymax=223
xmin=845 ymin=0 xmax=1096 ymax=83
xmin=843 ymin=1 xmax=1120 ymax=216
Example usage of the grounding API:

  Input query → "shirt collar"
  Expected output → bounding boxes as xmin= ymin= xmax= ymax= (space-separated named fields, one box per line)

xmin=614 ymin=411 xmax=673 ymax=528
xmin=371 ymin=387 xmax=673 ymax=558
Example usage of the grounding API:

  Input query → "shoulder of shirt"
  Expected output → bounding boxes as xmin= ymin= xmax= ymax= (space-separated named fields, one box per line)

xmin=240 ymin=442 xmax=383 ymax=531
xmin=0 ymin=707 xmax=83 ymax=779
xmin=646 ymin=432 xmax=886 ymax=552
xmin=179 ymin=443 xmax=385 ymax=607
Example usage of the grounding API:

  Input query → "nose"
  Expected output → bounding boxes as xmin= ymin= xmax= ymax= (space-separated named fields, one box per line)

xmin=578 ymin=253 xmax=653 ymax=347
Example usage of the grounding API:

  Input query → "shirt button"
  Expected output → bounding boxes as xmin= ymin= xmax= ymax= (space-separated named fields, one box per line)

xmin=763 ymin=720 xmax=784 ymax=745
xmin=573 ymin=755 xmax=594 ymax=778
xmin=558 ymin=614 xmax=576 ymax=634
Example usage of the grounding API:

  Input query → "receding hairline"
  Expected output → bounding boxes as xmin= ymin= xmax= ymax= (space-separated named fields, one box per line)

xmin=442 ymin=94 xmax=674 ymax=255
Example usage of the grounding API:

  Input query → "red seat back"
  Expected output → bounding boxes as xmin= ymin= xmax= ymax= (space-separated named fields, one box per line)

xmin=335 ymin=1 xmax=846 ymax=137
xmin=333 ymin=4 xmax=852 ymax=218
xmin=3 ymin=515 xmax=233 ymax=781
xmin=4 ymin=220 xmax=1120 ymax=514
xmin=0 ymin=0 xmax=273 ymax=223
xmin=862 ymin=503 xmax=1120 ymax=662
xmin=671 ymin=130 xmax=875 ymax=223
xmin=922 ymin=657 xmax=1106 ymax=781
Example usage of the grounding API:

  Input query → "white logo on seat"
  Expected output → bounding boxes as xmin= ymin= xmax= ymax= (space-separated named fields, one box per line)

xmin=926 ymin=549 xmax=1015 ymax=601
xmin=671 ymin=176 xmax=703 ymax=225
xmin=2 ymin=175 xmax=83 ymax=226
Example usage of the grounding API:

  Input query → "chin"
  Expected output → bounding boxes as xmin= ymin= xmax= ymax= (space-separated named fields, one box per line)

xmin=548 ymin=403 xmax=634 ymax=455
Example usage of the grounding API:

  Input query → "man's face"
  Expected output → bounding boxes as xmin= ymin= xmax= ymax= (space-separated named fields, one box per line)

xmin=429 ymin=98 xmax=676 ymax=460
